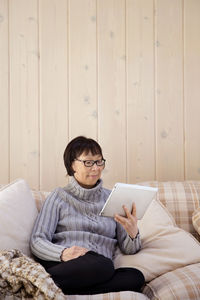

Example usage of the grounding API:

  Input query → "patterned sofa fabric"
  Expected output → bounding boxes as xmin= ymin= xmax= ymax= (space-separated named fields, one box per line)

xmin=67 ymin=291 xmax=150 ymax=300
xmin=32 ymin=180 xmax=200 ymax=239
xmin=12 ymin=181 xmax=200 ymax=299
xmin=2 ymin=292 xmax=150 ymax=300
xmin=143 ymin=263 xmax=200 ymax=300
xmin=139 ymin=181 xmax=200 ymax=240
xmin=192 ymin=206 xmax=200 ymax=236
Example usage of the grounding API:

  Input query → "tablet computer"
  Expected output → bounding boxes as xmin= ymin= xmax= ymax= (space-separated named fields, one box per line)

xmin=99 ymin=183 xmax=158 ymax=219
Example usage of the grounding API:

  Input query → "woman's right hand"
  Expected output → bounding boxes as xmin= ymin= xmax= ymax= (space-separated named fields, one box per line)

xmin=61 ymin=245 xmax=89 ymax=262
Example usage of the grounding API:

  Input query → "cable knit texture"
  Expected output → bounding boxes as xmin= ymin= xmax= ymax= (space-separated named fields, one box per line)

xmin=30 ymin=177 xmax=141 ymax=261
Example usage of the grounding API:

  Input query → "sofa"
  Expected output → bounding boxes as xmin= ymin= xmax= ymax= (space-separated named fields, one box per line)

xmin=1 ymin=179 xmax=200 ymax=300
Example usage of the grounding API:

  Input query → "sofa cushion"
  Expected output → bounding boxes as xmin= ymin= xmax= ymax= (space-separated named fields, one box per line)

xmin=0 ymin=292 xmax=150 ymax=300
xmin=192 ymin=206 xmax=200 ymax=236
xmin=31 ymin=189 xmax=50 ymax=211
xmin=67 ymin=291 xmax=150 ymax=300
xmin=142 ymin=263 xmax=200 ymax=300
xmin=139 ymin=181 xmax=200 ymax=240
xmin=0 ymin=179 xmax=38 ymax=257
xmin=114 ymin=199 xmax=200 ymax=282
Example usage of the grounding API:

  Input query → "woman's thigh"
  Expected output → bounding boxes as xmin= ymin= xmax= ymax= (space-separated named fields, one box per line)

xmin=83 ymin=267 xmax=145 ymax=294
xmin=37 ymin=251 xmax=115 ymax=290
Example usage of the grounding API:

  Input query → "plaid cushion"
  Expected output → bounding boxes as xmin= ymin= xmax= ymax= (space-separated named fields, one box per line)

xmin=192 ymin=207 xmax=200 ymax=235
xmin=31 ymin=190 xmax=50 ymax=211
xmin=139 ymin=181 xmax=200 ymax=241
xmin=143 ymin=263 xmax=200 ymax=300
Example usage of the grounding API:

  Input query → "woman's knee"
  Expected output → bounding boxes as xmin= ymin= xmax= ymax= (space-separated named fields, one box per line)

xmin=126 ymin=268 xmax=145 ymax=291
xmin=115 ymin=267 xmax=145 ymax=292
xmin=134 ymin=268 xmax=145 ymax=290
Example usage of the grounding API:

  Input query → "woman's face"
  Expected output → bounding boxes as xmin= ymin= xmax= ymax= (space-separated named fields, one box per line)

xmin=72 ymin=151 xmax=105 ymax=189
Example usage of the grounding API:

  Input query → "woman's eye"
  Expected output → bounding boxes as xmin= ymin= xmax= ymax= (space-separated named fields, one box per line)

xmin=85 ymin=161 xmax=93 ymax=166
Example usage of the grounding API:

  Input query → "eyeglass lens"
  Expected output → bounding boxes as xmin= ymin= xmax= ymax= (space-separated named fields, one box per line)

xmin=84 ymin=159 xmax=105 ymax=167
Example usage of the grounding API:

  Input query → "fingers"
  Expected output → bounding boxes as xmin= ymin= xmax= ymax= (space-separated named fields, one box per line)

xmin=114 ymin=204 xmax=134 ymax=223
xmin=131 ymin=202 xmax=136 ymax=217
xmin=114 ymin=211 xmax=133 ymax=228
xmin=61 ymin=246 xmax=89 ymax=262
xmin=114 ymin=214 xmax=126 ymax=225
xmin=114 ymin=204 xmax=138 ymax=239
xmin=71 ymin=246 xmax=88 ymax=256
xmin=121 ymin=203 xmax=136 ymax=218
xmin=66 ymin=246 xmax=88 ymax=256
xmin=123 ymin=205 xmax=132 ymax=218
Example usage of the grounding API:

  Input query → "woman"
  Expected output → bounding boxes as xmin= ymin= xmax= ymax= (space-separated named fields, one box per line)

xmin=30 ymin=136 xmax=144 ymax=295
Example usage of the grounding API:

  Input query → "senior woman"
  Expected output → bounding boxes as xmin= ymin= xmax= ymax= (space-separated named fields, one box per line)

xmin=30 ymin=136 xmax=144 ymax=295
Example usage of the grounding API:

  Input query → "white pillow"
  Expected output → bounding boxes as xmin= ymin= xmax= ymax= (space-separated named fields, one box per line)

xmin=0 ymin=179 xmax=38 ymax=257
xmin=114 ymin=199 xmax=200 ymax=282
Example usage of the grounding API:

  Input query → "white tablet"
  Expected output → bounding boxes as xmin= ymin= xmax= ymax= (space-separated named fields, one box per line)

xmin=100 ymin=183 xmax=158 ymax=219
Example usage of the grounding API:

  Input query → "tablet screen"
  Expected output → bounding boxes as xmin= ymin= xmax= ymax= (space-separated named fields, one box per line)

xmin=99 ymin=183 xmax=158 ymax=219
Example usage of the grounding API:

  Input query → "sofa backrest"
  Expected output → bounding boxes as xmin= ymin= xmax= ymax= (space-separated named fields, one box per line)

xmin=139 ymin=181 xmax=200 ymax=241
xmin=31 ymin=181 xmax=200 ymax=240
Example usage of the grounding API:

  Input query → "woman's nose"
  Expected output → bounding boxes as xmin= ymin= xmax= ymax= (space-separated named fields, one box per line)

xmin=91 ymin=163 xmax=99 ymax=170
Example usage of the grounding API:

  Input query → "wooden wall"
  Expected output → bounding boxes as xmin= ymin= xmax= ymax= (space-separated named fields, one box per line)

xmin=0 ymin=0 xmax=200 ymax=190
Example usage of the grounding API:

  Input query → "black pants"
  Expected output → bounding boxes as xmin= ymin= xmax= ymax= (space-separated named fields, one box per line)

xmin=35 ymin=251 xmax=145 ymax=295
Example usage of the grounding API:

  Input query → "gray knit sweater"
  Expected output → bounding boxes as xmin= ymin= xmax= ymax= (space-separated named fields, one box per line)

xmin=30 ymin=177 xmax=141 ymax=261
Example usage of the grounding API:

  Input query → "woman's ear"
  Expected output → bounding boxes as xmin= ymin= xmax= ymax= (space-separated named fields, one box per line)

xmin=71 ymin=161 xmax=76 ymax=174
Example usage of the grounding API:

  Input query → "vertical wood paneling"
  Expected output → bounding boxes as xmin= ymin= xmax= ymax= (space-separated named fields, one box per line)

xmin=1 ymin=0 xmax=200 ymax=190
xmin=155 ymin=0 xmax=184 ymax=181
xmin=0 ymin=0 xmax=9 ymax=184
xmin=39 ymin=0 xmax=68 ymax=190
xmin=184 ymin=0 xmax=200 ymax=180
xmin=126 ymin=0 xmax=155 ymax=184
xmin=9 ymin=0 xmax=39 ymax=189
xmin=69 ymin=0 xmax=97 ymax=140
xmin=98 ymin=0 xmax=126 ymax=188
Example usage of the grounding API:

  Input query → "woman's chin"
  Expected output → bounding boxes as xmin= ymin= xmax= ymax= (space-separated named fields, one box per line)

xmin=76 ymin=179 xmax=99 ymax=189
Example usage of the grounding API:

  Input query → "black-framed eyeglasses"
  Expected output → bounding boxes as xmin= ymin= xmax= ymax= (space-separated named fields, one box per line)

xmin=75 ymin=158 xmax=106 ymax=167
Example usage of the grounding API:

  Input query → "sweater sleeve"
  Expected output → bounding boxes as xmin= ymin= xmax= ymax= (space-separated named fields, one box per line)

xmin=30 ymin=188 xmax=65 ymax=261
xmin=116 ymin=222 xmax=141 ymax=254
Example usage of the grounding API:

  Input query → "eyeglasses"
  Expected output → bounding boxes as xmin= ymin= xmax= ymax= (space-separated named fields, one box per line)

xmin=75 ymin=158 xmax=106 ymax=167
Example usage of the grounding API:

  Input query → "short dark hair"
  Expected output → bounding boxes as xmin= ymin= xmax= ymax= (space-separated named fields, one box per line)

xmin=63 ymin=136 xmax=103 ymax=176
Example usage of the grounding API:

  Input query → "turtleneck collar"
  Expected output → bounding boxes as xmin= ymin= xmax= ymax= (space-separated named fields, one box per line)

xmin=64 ymin=176 xmax=103 ymax=202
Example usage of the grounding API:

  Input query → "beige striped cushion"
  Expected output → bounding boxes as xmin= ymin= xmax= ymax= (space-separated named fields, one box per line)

xmin=143 ymin=263 xmax=200 ymax=300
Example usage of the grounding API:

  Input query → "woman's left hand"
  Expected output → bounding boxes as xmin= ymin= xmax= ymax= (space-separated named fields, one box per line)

xmin=114 ymin=203 xmax=138 ymax=239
